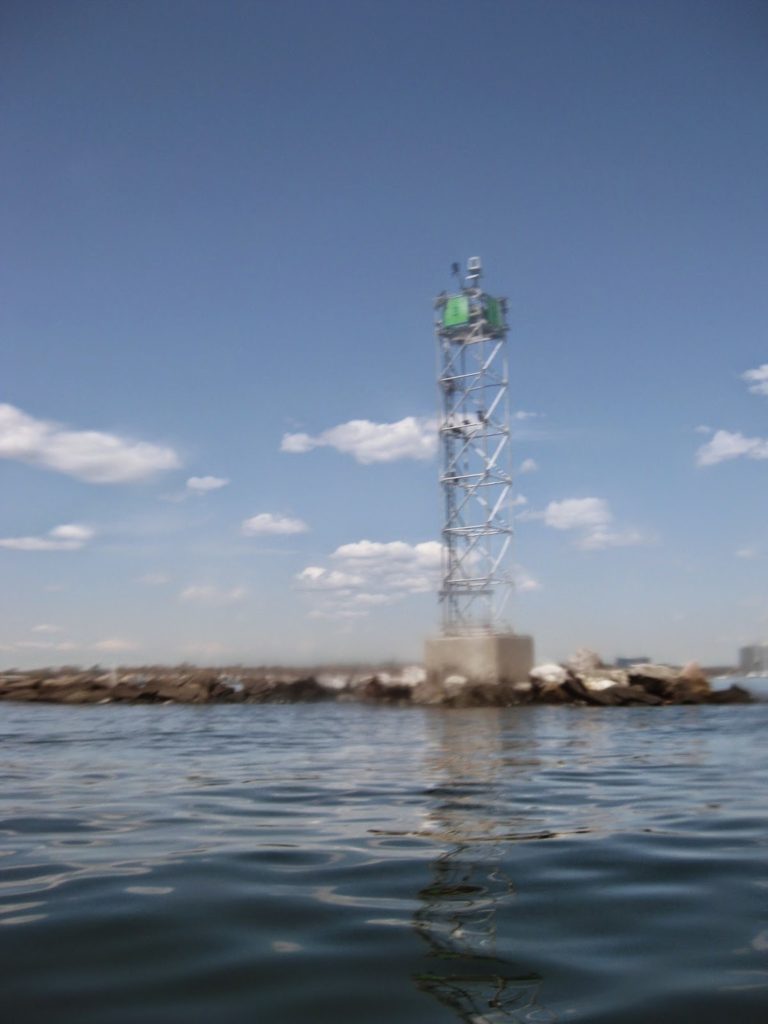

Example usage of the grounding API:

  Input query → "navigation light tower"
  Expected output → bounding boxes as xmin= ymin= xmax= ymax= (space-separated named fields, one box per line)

xmin=425 ymin=258 xmax=534 ymax=687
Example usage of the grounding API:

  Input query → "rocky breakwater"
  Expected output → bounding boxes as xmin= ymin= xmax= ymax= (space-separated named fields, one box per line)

xmin=0 ymin=666 xmax=419 ymax=706
xmin=410 ymin=649 xmax=753 ymax=707
xmin=0 ymin=654 xmax=753 ymax=708
xmin=524 ymin=656 xmax=751 ymax=708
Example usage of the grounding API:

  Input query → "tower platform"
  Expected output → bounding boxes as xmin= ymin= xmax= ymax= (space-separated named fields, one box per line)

xmin=425 ymin=633 xmax=534 ymax=688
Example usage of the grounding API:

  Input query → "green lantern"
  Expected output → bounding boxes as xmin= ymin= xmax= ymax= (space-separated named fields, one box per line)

xmin=443 ymin=295 xmax=469 ymax=328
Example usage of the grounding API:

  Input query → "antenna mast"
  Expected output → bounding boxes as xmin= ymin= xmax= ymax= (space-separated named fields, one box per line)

xmin=434 ymin=257 xmax=514 ymax=635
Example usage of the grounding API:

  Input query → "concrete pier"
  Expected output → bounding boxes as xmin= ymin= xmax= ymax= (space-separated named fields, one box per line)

xmin=424 ymin=633 xmax=534 ymax=688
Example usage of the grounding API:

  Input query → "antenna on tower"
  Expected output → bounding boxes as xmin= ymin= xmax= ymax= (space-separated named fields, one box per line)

xmin=434 ymin=257 xmax=514 ymax=636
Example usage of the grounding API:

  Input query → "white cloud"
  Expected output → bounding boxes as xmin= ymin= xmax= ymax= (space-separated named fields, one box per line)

xmin=295 ymin=566 xmax=365 ymax=590
xmin=242 ymin=513 xmax=309 ymax=536
xmin=736 ymin=546 xmax=759 ymax=560
xmin=299 ymin=539 xmax=542 ymax=619
xmin=694 ymin=424 xmax=713 ymax=435
xmin=180 ymin=584 xmax=248 ymax=606
xmin=743 ymin=364 xmax=768 ymax=397
xmin=332 ymin=539 xmax=442 ymax=567
xmin=31 ymin=624 xmax=64 ymax=633
xmin=511 ymin=494 xmax=528 ymax=507
xmin=696 ymin=429 xmax=768 ymax=466
xmin=136 ymin=572 xmax=171 ymax=585
xmin=186 ymin=475 xmax=229 ymax=493
xmin=281 ymin=416 xmax=437 ymax=464
xmin=308 ymin=607 xmax=368 ymax=621
xmin=514 ymin=567 xmax=542 ymax=592
xmin=519 ymin=458 xmax=538 ymax=474
xmin=513 ymin=410 xmax=539 ymax=421
xmin=577 ymin=527 xmax=650 ymax=550
xmin=0 ymin=523 xmax=94 ymax=551
xmin=297 ymin=539 xmax=442 ymax=618
xmin=0 ymin=403 xmax=180 ymax=483
xmin=541 ymin=498 xmax=651 ymax=550
xmin=544 ymin=498 xmax=611 ymax=531
xmin=92 ymin=638 xmax=136 ymax=652
xmin=50 ymin=524 xmax=92 ymax=542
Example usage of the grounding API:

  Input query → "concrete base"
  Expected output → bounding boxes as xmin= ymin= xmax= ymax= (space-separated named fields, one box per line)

xmin=424 ymin=633 xmax=534 ymax=687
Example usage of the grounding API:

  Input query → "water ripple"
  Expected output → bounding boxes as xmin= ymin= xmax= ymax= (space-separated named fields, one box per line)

xmin=0 ymin=703 xmax=766 ymax=1022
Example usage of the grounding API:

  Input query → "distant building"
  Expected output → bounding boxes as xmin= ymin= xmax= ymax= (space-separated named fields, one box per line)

xmin=615 ymin=656 xmax=651 ymax=668
xmin=739 ymin=645 xmax=768 ymax=674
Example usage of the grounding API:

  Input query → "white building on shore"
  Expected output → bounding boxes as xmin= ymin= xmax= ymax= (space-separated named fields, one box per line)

xmin=739 ymin=644 xmax=768 ymax=675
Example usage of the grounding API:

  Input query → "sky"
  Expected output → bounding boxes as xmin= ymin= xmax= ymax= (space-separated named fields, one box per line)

xmin=2 ymin=0 xmax=767 ymax=669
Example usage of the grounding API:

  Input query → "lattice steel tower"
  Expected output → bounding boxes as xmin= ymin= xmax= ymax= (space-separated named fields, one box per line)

xmin=434 ymin=257 xmax=514 ymax=635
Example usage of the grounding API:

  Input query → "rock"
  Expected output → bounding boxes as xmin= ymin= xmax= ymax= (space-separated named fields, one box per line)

xmin=443 ymin=674 xmax=469 ymax=698
xmin=272 ymin=677 xmax=329 ymax=702
xmin=530 ymin=663 xmax=568 ymax=687
xmin=627 ymin=664 xmax=679 ymax=698
xmin=671 ymin=679 xmax=710 ymax=703
xmin=709 ymin=685 xmax=752 ymax=704
xmin=535 ymin=681 xmax=571 ymax=704
xmin=583 ymin=676 xmax=625 ymax=691
xmin=678 ymin=661 xmax=708 ymax=685
xmin=111 ymin=681 xmax=143 ymax=701
xmin=566 ymin=648 xmax=602 ymax=674
xmin=561 ymin=674 xmax=590 ymax=702
xmin=241 ymin=678 xmax=275 ymax=702
xmin=610 ymin=685 xmax=663 ymax=706
xmin=411 ymin=678 xmax=448 ymax=705
xmin=59 ymin=689 xmax=106 ymax=704
xmin=0 ymin=687 xmax=40 ymax=702
xmin=447 ymin=683 xmax=517 ymax=708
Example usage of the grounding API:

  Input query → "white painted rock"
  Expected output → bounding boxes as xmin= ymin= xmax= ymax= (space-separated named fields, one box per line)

xmin=530 ymin=663 xmax=568 ymax=686
xmin=584 ymin=678 xmax=619 ymax=692
xmin=443 ymin=674 xmax=468 ymax=697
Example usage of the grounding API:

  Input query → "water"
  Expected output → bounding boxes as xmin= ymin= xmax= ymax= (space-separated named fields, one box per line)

xmin=0 ymin=703 xmax=766 ymax=1023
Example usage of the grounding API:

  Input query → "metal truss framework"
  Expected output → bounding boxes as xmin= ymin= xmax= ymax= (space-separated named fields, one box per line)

xmin=435 ymin=260 xmax=514 ymax=635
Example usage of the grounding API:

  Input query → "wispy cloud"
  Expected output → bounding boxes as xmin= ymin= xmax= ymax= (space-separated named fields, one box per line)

xmin=538 ymin=498 xmax=651 ymax=550
xmin=515 ymin=567 xmax=542 ymax=591
xmin=743 ymin=364 xmax=768 ymax=397
xmin=519 ymin=458 xmax=538 ymax=474
xmin=696 ymin=429 xmax=768 ymax=466
xmin=0 ymin=523 xmax=94 ymax=551
xmin=180 ymin=584 xmax=248 ymax=606
xmin=92 ymin=637 xmax=136 ymax=652
xmin=186 ymin=475 xmax=229 ymax=494
xmin=736 ymin=546 xmax=760 ymax=560
xmin=136 ymin=572 xmax=171 ymax=585
xmin=242 ymin=513 xmax=309 ymax=536
xmin=577 ymin=527 xmax=650 ymax=550
xmin=0 ymin=403 xmax=180 ymax=483
xmin=281 ymin=416 xmax=437 ymax=464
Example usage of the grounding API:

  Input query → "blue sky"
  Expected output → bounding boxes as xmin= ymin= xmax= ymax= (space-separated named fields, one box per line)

xmin=2 ymin=0 xmax=767 ymax=668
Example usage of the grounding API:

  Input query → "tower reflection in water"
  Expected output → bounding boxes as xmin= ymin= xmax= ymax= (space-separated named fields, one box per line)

xmin=413 ymin=710 xmax=556 ymax=1024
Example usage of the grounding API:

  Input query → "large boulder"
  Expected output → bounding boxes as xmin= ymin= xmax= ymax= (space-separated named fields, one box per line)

xmin=709 ymin=685 xmax=752 ymax=704
xmin=627 ymin=664 xmax=679 ymax=698
xmin=530 ymin=663 xmax=568 ymax=687
xmin=609 ymin=685 xmax=663 ymax=706
xmin=566 ymin=648 xmax=603 ymax=674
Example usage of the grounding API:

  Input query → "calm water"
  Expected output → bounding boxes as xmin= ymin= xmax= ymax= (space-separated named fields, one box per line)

xmin=0 ymin=703 xmax=766 ymax=1023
